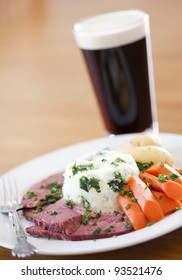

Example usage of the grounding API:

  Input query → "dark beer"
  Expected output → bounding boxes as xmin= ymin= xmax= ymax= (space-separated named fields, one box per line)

xmin=74 ymin=10 xmax=158 ymax=134
xmin=81 ymin=37 xmax=152 ymax=134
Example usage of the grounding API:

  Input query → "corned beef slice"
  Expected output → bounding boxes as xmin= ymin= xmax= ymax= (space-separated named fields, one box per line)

xmin=22 ymin=173 xmax=64 ymax=208
xmin=23 ymin=199 xmax=88 ymax=221
xmin=26 ymin=226 xmax=68 ymax=240
xmin=69 ymin=212 xmax=132 ymax=241
xmin=29 ymin=200 xmax=82 ymax=235
xmin=23 ymin=208 xmax=37 ymax=221
xmin=25 ymin=210 xmax=133 ymax=240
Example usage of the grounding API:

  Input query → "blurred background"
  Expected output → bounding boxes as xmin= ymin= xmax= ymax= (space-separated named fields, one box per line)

xmin=0 ymin=0 xmax=182 ymax=174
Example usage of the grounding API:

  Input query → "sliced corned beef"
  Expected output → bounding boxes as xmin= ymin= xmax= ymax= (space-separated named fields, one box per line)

xmin=22 ymin=173 xmax=64 ymax=208
xmin=25 ymin=210 xmax=133 ymax=241
xmin=27 ymin=200 xmax=82 ymax=234
xmin=26 ymin=226 xmax=67 ymax=240
xmin=68 ymin=212 xmax=132 ymax=241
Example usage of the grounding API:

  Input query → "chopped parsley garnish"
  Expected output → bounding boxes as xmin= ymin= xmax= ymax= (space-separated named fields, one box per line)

xmin=95 ymin=210 xmax=102 ymax=218
xmin=92 ymin=227 xmax=102 ymax=235
xmin=45 ymin=194 xmax=58 ymax=204
xmin=66 ymin=199 xmax=75 ymax=209
xmin=168 ymin=173 xmax=179 ymax=181
xmin=27 ymin=191 xmax=35 ymax=198
xmin=157 ymin=174 xmax=169 ymax=182
xmin=82 ymin=209 xmax=91 ymax=225
xmin=108 ymin=172 xmax=127 ymax=192
xmin=48 ymin=181 xmax=60 ymax=189
xmin=125 ymin=222 xmax=132 ymax=228
xmin=50 ymin=210 xmax=57 ymax=215
xmin=79 ymin=176 xmax=101 ymax=193
xmin=35 ymin=181 xmax=62 ymax=213
xmin=104 ymin=228 xmax=111 ymax=233
xmin=96 ymin=150 xmax=107 ymax=156
xmin=115 ymin=157 xmax=126 ymax=163
xmin=125 ymin=203 xmax=131 ymax=210
xmin=81 ymin=196 xmax=90 ymax=209
xmin=36 ymin=194 xmax=58 ymax=213
xmin=146 ymin=222 xmax=153 ymax=227
xmin=113 ymin=210 xmax=119 ymax=216
xmin=48 ymin=181 xmax=62 ymax=199
xmin=157 ymin=173 xmax=179 ymax=182
xmin=121 ymin=212 xmax=126 ymax=221
xmin=111 ymin=157 xmax=126 ymax=166
xmin=136 ymin=161 xmax=154 ymax=172
xmin=131 ymin=197 xmax=137 ymax=202
xmin=71 ymin=163 xmax=94 ymax=175
xmin=105 ymin=225 xmax=114 ymax=233
xmin=120 ymin=189 xmax=133 ymax=197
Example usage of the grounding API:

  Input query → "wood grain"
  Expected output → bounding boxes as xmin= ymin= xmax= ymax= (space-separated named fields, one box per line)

xmin=0 ymin=0 xmax=182 ymax=260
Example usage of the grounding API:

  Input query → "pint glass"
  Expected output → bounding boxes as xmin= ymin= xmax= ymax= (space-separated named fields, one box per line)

xmin=73 ymin=10 xmax=158 ymax=134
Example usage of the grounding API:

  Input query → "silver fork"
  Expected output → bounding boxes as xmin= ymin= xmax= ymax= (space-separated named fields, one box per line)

xmin=0 ymin=174 xmax=37 ymax=257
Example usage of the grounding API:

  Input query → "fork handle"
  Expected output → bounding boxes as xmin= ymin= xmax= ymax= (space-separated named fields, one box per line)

xmin=9 ymin=210 xmax=27 ymax=239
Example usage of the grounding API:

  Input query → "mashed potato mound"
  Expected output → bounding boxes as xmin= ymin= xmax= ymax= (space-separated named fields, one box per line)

xmin=62 ymin=150 xmax=139 ymax=213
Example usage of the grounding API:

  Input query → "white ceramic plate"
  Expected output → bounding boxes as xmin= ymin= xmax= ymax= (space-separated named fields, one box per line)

xmin=1 ymin=133 xmax=182 ymax=255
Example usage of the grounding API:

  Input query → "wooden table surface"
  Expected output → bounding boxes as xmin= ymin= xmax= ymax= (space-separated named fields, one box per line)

xmin=0 ymin=0 xmax=182 ymax=260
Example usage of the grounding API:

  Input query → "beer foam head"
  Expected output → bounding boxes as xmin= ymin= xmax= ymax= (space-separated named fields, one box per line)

xmin=73 ymin=10 xmax=149 ymax=50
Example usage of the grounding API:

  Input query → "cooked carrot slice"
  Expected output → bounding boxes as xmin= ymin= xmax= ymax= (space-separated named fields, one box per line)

xmin=128 ymin=176 xmax=164 ymax=223
xmin=139 ymin=172 xmax=165 ymax=191
xmin=117 ymin=185 xmax=148 ymax=230
xmin=152 ymin=190 xmax=181 ymax=215
xmin=140 ymin=172 xmax=182 ymax=200
xmin=146 ymin=162 xmax=182 ymax=185
xmin=162 ymin=180 xmax=182 ymax=200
